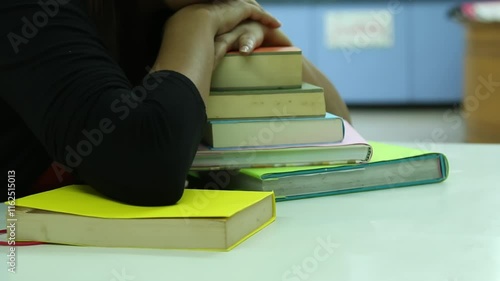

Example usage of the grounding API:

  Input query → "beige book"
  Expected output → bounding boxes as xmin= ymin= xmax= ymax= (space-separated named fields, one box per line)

xmin=211 ymin=46 xmax=303 ymax=90
xmin=207 ymin=83 xmax=326 ymax=119
xmin=203 ymin=113 xmax=345 ymax=149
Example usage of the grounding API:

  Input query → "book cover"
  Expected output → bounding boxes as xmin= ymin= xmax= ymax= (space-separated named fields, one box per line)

xmin=227 ymin=142 xmax=449 ymax=201
xmin=204 ymin=113 xmax=345 ymax=149
xmin=10 ymin=185 xmax=276 ymax=251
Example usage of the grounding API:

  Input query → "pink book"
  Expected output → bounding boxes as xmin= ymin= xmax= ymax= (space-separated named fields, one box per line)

xmin=191 ymin=121 xmax=373 ymax=170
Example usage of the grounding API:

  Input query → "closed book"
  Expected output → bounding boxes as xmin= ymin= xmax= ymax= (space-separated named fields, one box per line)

xmin=10 ymin=185 xmax=276 ymax=251
xmin=211 ymin=46 xmax=302 ymax=90
xmin=203 ymin=113 xmax=345 ymax=149
xmin=192 ymin=121 xmax=371 ymax=170
xmin=226 ymin=142 xmax=449 ymax=201
xmin=207 ymin=83 xmax=326 ymax=119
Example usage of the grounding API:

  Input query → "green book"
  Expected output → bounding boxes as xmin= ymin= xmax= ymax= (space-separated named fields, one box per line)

xmin=226 ymin=142 xmax=449 ymax=201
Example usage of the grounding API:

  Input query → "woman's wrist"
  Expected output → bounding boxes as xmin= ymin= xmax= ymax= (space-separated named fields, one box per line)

xmin=168 ymin=6 xmax=218 ymax=36
xmin=152 ymin=7 xmax=218 ymax=102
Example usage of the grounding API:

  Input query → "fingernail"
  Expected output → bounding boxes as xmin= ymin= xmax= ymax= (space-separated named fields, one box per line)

xmin=240 ymin=45 xmax=250 ymax=53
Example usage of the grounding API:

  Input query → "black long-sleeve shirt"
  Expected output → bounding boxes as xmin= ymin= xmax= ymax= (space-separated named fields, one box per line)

xmin=0 ymin=0 xmax=207 ymax=205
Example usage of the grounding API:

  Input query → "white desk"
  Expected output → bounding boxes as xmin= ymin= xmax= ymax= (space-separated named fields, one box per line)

xmin=2 ymin=143 xmax=500 ymax=281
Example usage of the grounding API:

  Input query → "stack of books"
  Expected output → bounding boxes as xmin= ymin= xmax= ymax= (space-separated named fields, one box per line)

xmin=193 ymin=46 xmax=450 ymax=201
xmin=195 ymin=47 xmax=372 ymax=170
xmin=204 ymin=46 xmax=344 ymax=149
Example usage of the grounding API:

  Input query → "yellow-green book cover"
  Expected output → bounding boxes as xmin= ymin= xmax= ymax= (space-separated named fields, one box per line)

xmin=8 ymin=185 xmax=276 ymax=251
xmin=226 ymin=142 xmax=449 ymax=201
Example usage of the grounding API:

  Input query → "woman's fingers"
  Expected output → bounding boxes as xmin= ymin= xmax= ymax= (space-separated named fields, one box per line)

xmin=238 ymin=25 xmax=264 ymax=54
xmin=214 ymin=27 xmax=243 ymax=67
xmin=217 ymin=21 xmax=265 ymax=55
xmin=214 ymin=37 xmax=234 ymax=66
xmin=213 ymin=1 xmax=280 ymax=35
xmin=243 ymin=4 xmax=281 ymax=28
xmin=238 ymin=34 xmax=255 ymax=54
xmin=213 ymin=23 xmax=260 ymax=67
xmin=213 ymin=15 xmax=290 ymax=67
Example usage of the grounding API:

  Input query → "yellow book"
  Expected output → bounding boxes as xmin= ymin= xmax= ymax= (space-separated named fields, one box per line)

xmin=9 ymin=185 xmax=276 ymax=251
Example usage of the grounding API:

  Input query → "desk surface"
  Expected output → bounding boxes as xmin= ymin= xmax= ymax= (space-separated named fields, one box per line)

xmin=2 ymin=142 xmax=499 ymax=281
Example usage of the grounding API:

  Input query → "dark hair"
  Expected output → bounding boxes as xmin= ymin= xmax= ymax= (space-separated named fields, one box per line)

xmin=83 ymin=0 xmax=171 ymax=84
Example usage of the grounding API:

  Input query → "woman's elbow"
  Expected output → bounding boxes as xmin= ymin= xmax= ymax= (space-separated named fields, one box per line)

xmin=117 ymin=177 xmax=186 ymax=207
xmin=73 ymin=132 xmax=193 ymax=206
xmin=84 ymin=164 xmax=187 ymax=206
xmin=64 ymin=101 xmax=203 ymax=206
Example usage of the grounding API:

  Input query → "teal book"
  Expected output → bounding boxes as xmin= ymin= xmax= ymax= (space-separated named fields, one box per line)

xmin=203 ymin=113 xmax=345 ymax=149
xmin=226 ymin=142 xmax=449 ymax=201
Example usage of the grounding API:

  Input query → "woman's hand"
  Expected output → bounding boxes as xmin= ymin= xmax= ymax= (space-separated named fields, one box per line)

xmin=163 ymin=0 xmax=264 ymax=12
xmin=153 ymin=0 xmax=281 ymax=103
xmin=214 ymin=21 xmax=293 ymax=65
xmin=185 ymin=0 xmax=281 ymax=35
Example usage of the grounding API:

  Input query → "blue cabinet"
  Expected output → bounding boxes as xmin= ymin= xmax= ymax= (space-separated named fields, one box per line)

xmin=408 ymin=1 xmax=465 ymax=104
xmin=261 ymin=1 xmax=467 ymax=106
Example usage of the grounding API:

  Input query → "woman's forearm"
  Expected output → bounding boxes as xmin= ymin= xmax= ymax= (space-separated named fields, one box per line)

xmin=302 ymin=57 xmax=351 ymax=123
xmin=151 ymin=9 xmax=215 ymax=104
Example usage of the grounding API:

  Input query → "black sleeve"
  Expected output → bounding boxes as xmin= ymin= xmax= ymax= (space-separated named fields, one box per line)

xmin=0 ymin=0 xmax=207 ymax=206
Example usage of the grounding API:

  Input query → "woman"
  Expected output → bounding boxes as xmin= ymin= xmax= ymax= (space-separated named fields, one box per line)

xmin=0 ymin=0 xmax=350 ymax=206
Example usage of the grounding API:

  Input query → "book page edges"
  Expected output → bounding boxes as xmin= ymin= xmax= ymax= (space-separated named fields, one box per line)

xmin=226 ymin=192 xmax=276 ymax=251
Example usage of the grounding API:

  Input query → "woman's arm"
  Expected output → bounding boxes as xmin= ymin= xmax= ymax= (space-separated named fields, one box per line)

xmin=0 ymin=0 xmax=206 ymax=206
xmin=0 ymin=0 xmax=279 ymax=206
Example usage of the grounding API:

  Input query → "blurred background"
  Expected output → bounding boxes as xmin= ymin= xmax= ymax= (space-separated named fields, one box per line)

xmin=260 ymin=0 xmax=500 ymax=144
